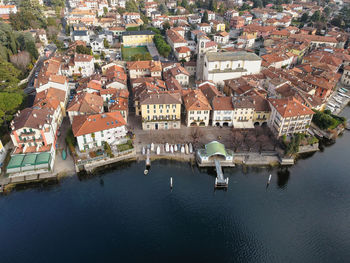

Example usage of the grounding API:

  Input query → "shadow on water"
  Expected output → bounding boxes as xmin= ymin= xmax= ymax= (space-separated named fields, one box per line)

xmin=77 ymin=159 xmax=136 ymax=181
xmin=277 ymin=168 xmax=290 ymax=189
xmin=12 ymin=178 xmax=60 ymax=192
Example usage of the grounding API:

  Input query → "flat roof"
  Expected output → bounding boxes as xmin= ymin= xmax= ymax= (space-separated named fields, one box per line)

xmin=22 ymin=154 xmax=37 ymax=166
xmin=122 ymin=30 xmax=155 ymax=36
xmin=7 ymin=155 xmax=24 ymax=169
xmin=35 ymin=152 xmax=51 ymax=165
xmin=206 ymin=51 xmax=261 ymax=62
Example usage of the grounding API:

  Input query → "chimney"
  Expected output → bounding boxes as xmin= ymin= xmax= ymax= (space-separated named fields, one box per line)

xmin=33 ymin=113 xmax=37 ymax=118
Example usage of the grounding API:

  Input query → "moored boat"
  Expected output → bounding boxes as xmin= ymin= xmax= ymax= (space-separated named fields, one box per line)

xmin=189 ymin=143 xmax=193 ymax=153
xmin=165 ymin=143 xmax=169 ymax=152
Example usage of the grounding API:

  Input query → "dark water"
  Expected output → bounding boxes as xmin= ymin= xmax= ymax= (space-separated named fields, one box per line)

xmin=1 ymin=113 xmax=350 ymax=263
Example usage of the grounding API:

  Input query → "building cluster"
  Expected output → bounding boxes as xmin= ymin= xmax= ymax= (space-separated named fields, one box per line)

xmin=5 ymin=0 xmax=350 ymax=174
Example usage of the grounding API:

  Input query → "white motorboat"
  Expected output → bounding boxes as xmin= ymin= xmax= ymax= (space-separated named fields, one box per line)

xmin=165 ymin=143 xmax=169 ymax=152
xmin=151 ymin=143 xmax=154 ymax=152
xmin=170 ymin=145 xmax=174 ymax=153
xmin=185 ymin=144 xmax=189 ymax=154
xmin=180 ymin=145 xmax=185 ymax=153
xmin=189 ymin=143 xmax=193 ymax=153
xmin=174 ymin=144 xmax=178 ymax=152
xmin=156 ymin=146 xmax=160 ymax=155
xmin=142 ymin=147 xmax=145 ymax=155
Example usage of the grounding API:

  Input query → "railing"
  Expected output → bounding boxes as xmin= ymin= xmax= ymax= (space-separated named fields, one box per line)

xmin=19 ymin=131 xmax=36 ymax=136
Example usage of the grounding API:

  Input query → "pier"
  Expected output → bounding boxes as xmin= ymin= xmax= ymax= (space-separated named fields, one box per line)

xmin=214 ymin=160 xmax=228 ymax=189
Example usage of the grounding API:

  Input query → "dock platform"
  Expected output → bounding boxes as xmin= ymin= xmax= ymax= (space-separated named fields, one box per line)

xmin=214 ymin=160 xmax=228 ymax=189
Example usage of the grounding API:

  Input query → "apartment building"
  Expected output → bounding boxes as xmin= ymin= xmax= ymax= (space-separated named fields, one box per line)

xmin=184 ymin=89 xmax=212 ymax=127
xmin=268 ymin=97 xmax=314 ymax=137
xmin=139 ymin=92 xmax=182 ymax=130
xmin=72 ymin=112 xmax=127 ymax=151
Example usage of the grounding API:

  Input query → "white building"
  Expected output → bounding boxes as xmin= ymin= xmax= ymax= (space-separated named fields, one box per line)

xmin=72 ymin=112 xmax=127 ymax=151
xmin=268 ymin=97 xmax=314 ymax=137
xmin=202 ymin=51 xmax=262 ymax=86
xmin=211 ymin=97 xmax=234 ymax=127
xmin=10 ymin=108 xmax=57 ymax=153
xmin=184 ymin=89 xmax=212 ymax=127
xmin=69 ymin=54 xmax=95 ymax=77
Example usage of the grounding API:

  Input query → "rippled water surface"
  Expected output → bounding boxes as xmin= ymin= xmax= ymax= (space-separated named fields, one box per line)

xmin=1 ymin=111 xmax=350 ymax=263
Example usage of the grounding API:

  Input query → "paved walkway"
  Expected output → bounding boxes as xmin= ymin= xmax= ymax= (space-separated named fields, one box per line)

xmin=147 ymin=43 xmax=161 ymax=59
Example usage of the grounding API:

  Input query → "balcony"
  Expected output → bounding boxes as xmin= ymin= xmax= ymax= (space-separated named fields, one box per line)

xmin=19 ymin=131 xmax=35 ymax=136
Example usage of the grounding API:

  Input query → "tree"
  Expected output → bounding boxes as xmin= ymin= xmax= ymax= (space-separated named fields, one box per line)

xmin=231 ymin=130 xmax=243 ymax=152
xmin=76 ymin=45 xmax=92 ymax=55
xmin=311 ymin=10 xmax=321 ymax=22
xmin=181 ymin=0 xmax=189 ymax=9
xmin=190 ymin=128 xmax=202 ymax=146
xmin=162 ymin=21 xmax=171 ymax=31
xmin=209 ymin=0 xmax=217 ymax=11
xmin=103 ymin=7 xmax=108 ymax=15
xmin=323 ymin=6 xmax=331 ymax=17
xmin=153 ymin=34 xmax=171 ymax=57
xmin=201 ymin=11 xmax=209 ymax=23
xmin=0 ymin=59 xmax=21 ymax=91
xmin=0 ymin=92 xmax=23 ymax=127
xmin=253 ymin=0 xmax=263 ymax=8
xmin=10 ymin=51 xmax=31 ymax=71
xmin=125 ymin=0 xmax=138 ymax=12
xmin=300 ymin=13 xmax=309 ymax=23
xmin=331 ymin=16 xmax=343 ymax=27
xmin=103 ymin=38 xmax=110 ymax=48
xmin=158 ymin=3 xmax=168 ymax=15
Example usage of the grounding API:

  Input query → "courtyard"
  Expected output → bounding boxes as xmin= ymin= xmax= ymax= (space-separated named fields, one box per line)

xmin=122 ymin=46 xmax=151 ymax=61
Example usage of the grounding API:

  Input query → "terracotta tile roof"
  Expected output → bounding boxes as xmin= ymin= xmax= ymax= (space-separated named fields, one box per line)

xmin=269 ymin=97 xmax=314 ymax=118
xmin=127 ymin=60 xmax=162 ymax=72
xmin=109 ymin=96 xmax=129 ymax=111
xmin=87 ymin=80 xmax=102 ymax=91
xmin=72 ymin=112 xmax=126 ymax=137
xmin=11 ymin=108 xmax=54 ymax=130
xmin=290 ymin=34 xmax=337 ymax=43
xmin=212 ymin=96 xmax=234 ymax=111
xmin=131 ymin=77 xmax=166 ymax=89
xmin=67 ymin=93 xmax=103 ymax=114
xmin=164 ymin=65 xmax=190 ymax=79
xmin=165 ymin=77 xmax=183 ymax=93
xmin=74 ymin=53 xmax=94 ymax=62
xmin=232 ymin=96 xmax=255 ymax=109
xmin=139 ymin=92 xmax=182 ymax=105
xmin=184 ymin=89 xmax=212 ymax=111
xmin=175 ymin=46 xmax=191 ymax=53
xmin=34 ymin=88 xmax=66 ymax=104
xmin=166 ymin=29 xmax=187 ymax=43
xmin=198 ymin=83 xmax=222 ymax=102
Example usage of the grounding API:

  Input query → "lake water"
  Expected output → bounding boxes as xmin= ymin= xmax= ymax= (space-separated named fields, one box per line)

xmin=1 ymin=110 xmax=350 ymax=263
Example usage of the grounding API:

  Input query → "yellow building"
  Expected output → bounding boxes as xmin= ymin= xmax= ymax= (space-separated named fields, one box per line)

xmin=122 ymin=30 xmax=155 ymax=47
xmin=140 ymin=92 xmax=182 ymax=130
xmin=242 ymin=31 xmax=258 ymax=39
xmin=252 ymin=96 xmax=271 ymax=126
xmin=214 ymin=22 xmax=226 ymax=32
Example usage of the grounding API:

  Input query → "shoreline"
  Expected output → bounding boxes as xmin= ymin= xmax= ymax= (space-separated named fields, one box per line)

xmin=1 ymin=128 xmax=343 ymax=193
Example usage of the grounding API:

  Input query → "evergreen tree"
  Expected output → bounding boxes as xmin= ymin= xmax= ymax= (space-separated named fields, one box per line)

xmin=202 ymin=11 xmax=209 ymax=23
